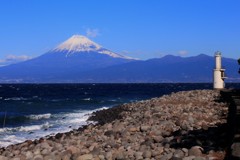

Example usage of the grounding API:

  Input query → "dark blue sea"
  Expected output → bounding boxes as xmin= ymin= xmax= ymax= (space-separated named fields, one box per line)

xmin=0 ymin=83 xmax=240 ymax=147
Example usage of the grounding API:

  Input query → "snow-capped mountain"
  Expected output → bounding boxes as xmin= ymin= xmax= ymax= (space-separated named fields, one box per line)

xmin=0 ymin=35 xmax=136 ymax=82
xmin=54 ymin=35 xmax=102 ymax=53
xmin=52 ymin=35 xmax=132 ymax=59
xmin=0 ymin=34 xmax=238 ymax=83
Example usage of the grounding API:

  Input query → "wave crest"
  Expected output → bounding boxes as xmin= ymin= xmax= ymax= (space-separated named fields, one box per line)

xmin=0 ymin=122 xmax=51 ymax=133
xmin=19 ymin=122 xmax=50 ymax=132
xmin=26 ymin=113 xmax=51 ymax=120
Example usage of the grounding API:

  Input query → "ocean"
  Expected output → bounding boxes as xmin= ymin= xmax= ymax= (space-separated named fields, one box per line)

xmin=0 ymin=83 xmax=239 ymax=147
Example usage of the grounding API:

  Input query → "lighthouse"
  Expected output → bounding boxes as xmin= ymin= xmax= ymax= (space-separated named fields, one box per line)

xmin=213 ymin=51 xmax=227 ymax=89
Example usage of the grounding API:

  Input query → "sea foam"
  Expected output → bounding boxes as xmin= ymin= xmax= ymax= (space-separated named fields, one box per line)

xmin=0 ymin=107 xmax=108 ymax=148
xmin=26 ymin=113 xmax=52 ymax=120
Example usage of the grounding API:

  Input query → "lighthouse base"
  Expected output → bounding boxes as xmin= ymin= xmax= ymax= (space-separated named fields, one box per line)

xmin=213 ymin=69 xmax=225 ymax=89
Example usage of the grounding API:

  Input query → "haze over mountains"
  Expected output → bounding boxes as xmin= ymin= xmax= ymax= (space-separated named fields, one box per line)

xmin=0 ymin=35 xmax=238 ymax=83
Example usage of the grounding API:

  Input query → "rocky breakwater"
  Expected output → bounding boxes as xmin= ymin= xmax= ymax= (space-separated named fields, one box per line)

xmin=0 ymin=90 xmax=229 ymax=160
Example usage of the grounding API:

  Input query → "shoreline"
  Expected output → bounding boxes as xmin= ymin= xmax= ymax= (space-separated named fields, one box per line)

xmin=0 ymin=89 xmax=229 ymax=160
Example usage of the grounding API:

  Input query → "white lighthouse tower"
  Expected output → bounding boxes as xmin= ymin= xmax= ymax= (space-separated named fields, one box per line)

xmin=213 ymin=51 xmax=227 ymax=89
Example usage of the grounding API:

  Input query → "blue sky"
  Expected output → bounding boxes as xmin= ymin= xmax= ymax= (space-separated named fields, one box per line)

xmin=0 ymin=0 xmax=239 ymax=64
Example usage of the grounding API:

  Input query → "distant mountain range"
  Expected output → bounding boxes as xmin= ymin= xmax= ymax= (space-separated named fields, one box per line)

xmin=78 ymin=54 xmax=239 ymax=83
xmin=0 ymin=35 xmax=238 ymax=83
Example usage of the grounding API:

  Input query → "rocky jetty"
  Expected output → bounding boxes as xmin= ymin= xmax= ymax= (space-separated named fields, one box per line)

xmin=0 ymin=90 xmax=229 ymax=160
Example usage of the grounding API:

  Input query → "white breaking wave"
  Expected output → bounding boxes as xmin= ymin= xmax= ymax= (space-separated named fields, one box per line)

xmin=96 ymin=106 xmax=108 ymax=110
xmin=0 ymin=106 xmax=109 ymax=148
xmin=59 ymin=107 xmax=108 ymax=124
xmin=4 ymin=97 xmax=28 ymax=101
xmin=109 ymin=99 xmax=117 ymax=102
xmin=66 ymin=113 xmax=90 ymax=124
xmin=26 ymin=113 xmax=52 ymax=120
xmin=0 ymin=127 xmax=14 ymax=133
xmin=82 ymin=98 xmax=91 ymax=101
xmin=1 ymin=135 xmax=25 ymax=148
xmin=19 ymin=122 xmax=51 ymax=132
xmin=0 ymin=122 xmax=51 ymax=133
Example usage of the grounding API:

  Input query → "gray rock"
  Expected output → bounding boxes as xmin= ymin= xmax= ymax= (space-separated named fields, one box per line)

xmin=173 ymin=149 xmax=185 ymax=159
xmin=67 ymin=145 xmax=79 ymax=154
xmin=160 ymin=153 xmax=173 ymax=160
xmin=33 ymin=155 xmax=43 ymax=160
xmin=139 ymin=145 xmax=147 ymax=151
xmin=0 ymin=156 xmax=8 ymax=160
xmin=113 ymin=124 xmax=125 ymax=132
xmin=91 ymin=147 xmax=100 ymax=155
xmin=99 ymin=155 xmax=105 ymax=160
xmin=115 ymin=152 xmax=125 ymax=160
xmin=182 ymin=148 xmax=188 ymax=155
xmin=193 ymin=157 xmax=206 ymax=160
xmin=188 ymin=146 xmax=203 ymax=157
xmin=152 ymin=150 xmax=160 ymax=157
xmin=12 ymin=150 xmax=20 ymax=156
xmin=167 ymin=153 xmax=174 ymax=159
xmin=2 ymin=151 xmax=13 ymax=157
xmin=33 ymin=149 xmax=41 ymax=155
xmin=106 ymin=151 xmax=113 ymax=160
xmin=77 ymin=154 xmax=93 ymax=160
xmin=159 ymin=154 xmax=169 ymax=160
xmin=143 ymin=150 xmax=152 ymax=158
xmin=162 ymin=131 xmax=171 ymax=137
xmin=126 ymin=149 xmax=134 ymax=158
xmin=188 ymin=116 xmax=195 ymax=124
xmin=140 ymin=125 xmax=150 ymax=132
xmin=40 ymin=142 xmax=51 ymax=149
xmin=128 ymin=127 xmax=139 ymax=132
xmin=172 ymin=156 xmax=182 ymax=160
xmin=104 ymin=130 xmax=114 ymax=136
xmin=43 ymin=155 xmax=56 ymax=160
xmin=54 ymin=143 xmax=63 ymax=150
xmin=61 ymin=152 xmax=71 ymax=160
xmin=41 ymin=148 xmax=50 ymax=155
xmin=25 ymin=151 xmax=34 ymax=159
xmin=153 ymin=136 xmax=164 ymax=143
xmin=134 ymin=151 xmax=143 ymax=159
xmin=232 ymin=142 xmax=240 ymax=158
xmin=182 ymin=156 xmax=196 ymax=160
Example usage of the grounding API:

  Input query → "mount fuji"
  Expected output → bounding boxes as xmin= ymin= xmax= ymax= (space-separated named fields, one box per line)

xmin=0 ymin=35 xmax=238 ymax=83
xmin=0 ymin=35 xmax=135 ymax=82
xmin=53 ymin=35 xmax=131 ymax=59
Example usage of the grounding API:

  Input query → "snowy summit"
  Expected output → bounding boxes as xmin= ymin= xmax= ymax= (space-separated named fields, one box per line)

xmin=53 ymin=35 xmax=132 ymax=59
xmin=55 ymin=35 xmax=101 ymax=53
